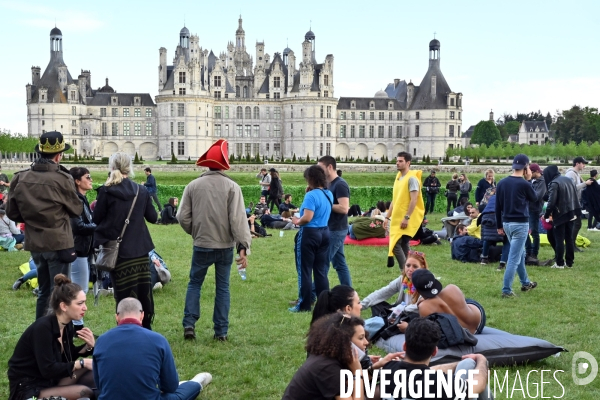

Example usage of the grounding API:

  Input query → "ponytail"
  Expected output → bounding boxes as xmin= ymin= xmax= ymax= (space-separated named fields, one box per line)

xmin=310 ymin=285 xmax=356 ymax=326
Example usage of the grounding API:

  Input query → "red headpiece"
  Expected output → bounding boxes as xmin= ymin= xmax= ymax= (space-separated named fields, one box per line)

xmin=196 ymin=139 xmax=230 ymax=170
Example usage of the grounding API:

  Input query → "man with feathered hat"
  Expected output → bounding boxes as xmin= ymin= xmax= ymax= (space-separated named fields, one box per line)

xmin=178 ymin=139 xmax=252 ymax=341
xmin=6 ymin=131 xmax=82 ymax=319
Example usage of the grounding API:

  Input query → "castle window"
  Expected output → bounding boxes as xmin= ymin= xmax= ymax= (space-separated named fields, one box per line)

xmin=413 ymin=148 xmax=416 ymax=156
xmin=266 ymin=125 xmax=270 ymax=137
xmin=449 ymin=125 xmax=454 ymax=137
xmin=254 ymin=106 xmax=260 ymax=119
xmin=320 ymin=106 xmax=324 ymax=118
xmin=112 ymin=122 xmax=118 ymax=136
xmin=179 ymin=88 xmax=186 ymax=95
xmin=236 ymin=125 xmax=243 ymax=137
xmin=123 ymin=108 xmax=130 ymax=117
xmin=72 ymin=120 xmax=77 ymax=126
xmin=397 ymin=112 xmax=402 ymax=120
xmin=178 ymin=104 xmax=185 ymax=117
xmin=320 ymin=143 xmax=323 ymax=156
xmin=101 ymin=122 xmax=107 ymax=136
xmin=458 ymin=112 xmax=461 ymax=120
xmin=112 ymin=97 xmax=118 ymax=105
xmin=73 ymin=139 xmax=77 ymax=145
xmin=70 ymin=91 xmax=76 ymax=100
xmin=100 ymin=108 xmax=106 ymax=117
xmin=389 ymin=112 xmax=392 ymax=120
xmin=245 ymin=106 xmax=252 ymax=119
xmin=178 ymin=142 xmax=185 ymax=156
xmin=388 ymin=126 xmax=392 ymax=138
xmin=351 ymin=101 xmax=356 ymax=109
xmin=83 ymin=129 xmax=88 ymax=136
xmin=179 ymin=72 xmax=186 ymax=84
xmin=369 ymin=126 xmax=374 ymax=138
xmin=369 ymin=112 xmax=375 ymax=120
xmin=265 ymin=107 xmax=270 ymax=119
xmin=450 ymin=111 xmax=455 ymax=120
xmin=225 ymin=107 xmax=229 ymax=119
xmin=320 ymin=124 xmax=323 ymax=137
xmin=274 ymin=124 xmax=281 ymax=137
xmin=379 ymin=112 xmax=384 ymax=120
xmin=359 ymin=112 xmax=365 ymax=121
xmin=327 ymin=106 xmax=332 ymax=118
xmin=388 ymin=102 xmax=393 ymax=110
xmin=146 ymin=123 xmax=152 ymax=135
xmin=214 ymin=76 xmax=221 ymax=87
xmin=359 ymin=126 xmax=365 ymax=138
xmin=274 ymin=77 xmax=281 ymax=88
xmin=324 ymin=91 xmax=328 ymax=98
xmin=274 ymin=107 xmax=281 ymax=119
xmin=252 ymin=143 xmax=259 ymax=155
xmin=71 ymin=107 xmax=75 ymax=116
xmin=450 ymin=98 xmax=455 ymax=106
xmin=396 ymin=126 xmax=402 ymax=138
xmin=274 ymin=93 xmax=280 ymax=99
xmin=350 ymin=126 xmax=355 ymax=138
xmin=416 ymin=112 xmax=420 ymax=120
xmin=146 ymin=108 xmax=152 ymax=117
xmin=245 ymin=125 xmax=251 ymax=137
xmin=253 ymin=125 xmax=260 ymax=137
xmin=71 ymin=129 xmax=76 ymax=134
xmin=135 ymin=108 xmax=141 ymax=117
xmin=214 ymin=124 xmax=221 ymax=136
xmin=326 ymin=143 xmax=331 ymax=155
xmin=134 ymin=122 xmax=141 ymax=136
xmin=324 ymin=75 xmax=329 ymax=86
xmin=340 ymin=111 xmax=346 ymax=120
xmin=214 ymin=91 xmax=221 ymax=98
xmin=124 ymin=123 xmax=130 ymax=136
xmin=340 ymin=125 xmax=346 ymax=138
xmin=41 ymin=95 xmax=45 ymax=100
xmin=350 ymin=112 xmax=355 ymax=120
xmin=243 ymin=86 xmax=248 ymax=98
xmin=274 ymin=143 xmax=281 ymax=155
xmin=134 ymin=97 xmax=140 ymax=105
xmin=42 ymin=109 xmax=45 ymax=116
xmin=415 ymin=125 xmax=420 ymax=137
xmin=214 ymin=106 xmax=221 ymax=119
xmin=369 ymin=102 xmax=374 ymax=109
xmin=112 ymin=108 xmax=118 ymax=117
xmin=378 ymin=126 xmax=384 ymax=138
xmin=42 ymin=120 xmax=45 ymax=126
xmin=326 ymin=124 xmax=331 ymax=137
xmin=178 ymin=122 xmax=185 ymax=135
xmin=236 ymin=106 xmax=243 ymax=119
xmin=225 ymin=93 xmax=228 ymax=99
xmin=266 ymin=94 xmax=270 ymax=99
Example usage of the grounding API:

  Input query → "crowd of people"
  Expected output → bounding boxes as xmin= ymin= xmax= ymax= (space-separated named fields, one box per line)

xmin=2 ymin=132 xmax=595 ymax=399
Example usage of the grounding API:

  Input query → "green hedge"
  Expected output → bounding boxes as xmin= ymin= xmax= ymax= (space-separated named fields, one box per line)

xmin=86 ymin=184 xmax=471 ymax=215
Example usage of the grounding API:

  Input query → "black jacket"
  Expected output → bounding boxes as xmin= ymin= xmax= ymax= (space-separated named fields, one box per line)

xmin=424 ymin=176 xmax=441 ymax=193
xmin=529 ymin=176 xmax=547 ymax=215
xmin=475 ymin=178 xmax=495 ymax=203
xmin=8 ymin=315 xmax=93 ymax=396
xmin=543 ymin=165 xmax=580 ymax=226
xmin=268 ymin=177 xmax=283 ymax=198
xmin=70 ymin=192 xmax=96 ymax=257
xmin=582 ymin=179 xmax=600 ymax=215
xmin=446 ymin=180 xmax=460 ymax=194
xmin=161 ymin=203 xmax=178 ymax=224
xmin=93 ymin=178 xmax=157 ymax=259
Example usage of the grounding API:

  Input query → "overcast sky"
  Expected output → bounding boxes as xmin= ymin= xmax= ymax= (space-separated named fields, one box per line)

xmin=1 ymin=0 xmax=598 ymax=135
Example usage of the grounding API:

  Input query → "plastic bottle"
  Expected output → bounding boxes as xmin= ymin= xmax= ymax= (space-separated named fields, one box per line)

xmin=236 ymin=256 xmax=246 ymax=281
xmin=388 ymin=302 xmax=406 ymax=325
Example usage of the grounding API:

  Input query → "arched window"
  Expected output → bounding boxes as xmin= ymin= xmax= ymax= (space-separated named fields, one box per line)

xmin=245 ymin=106 xmax=251 ymax=119
xmin=236 ymin=106 xmax=243 ymax=119
xmin=253 ymin=106 xmax=260 ymax=119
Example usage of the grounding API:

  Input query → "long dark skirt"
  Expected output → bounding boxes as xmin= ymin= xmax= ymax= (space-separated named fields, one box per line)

xmin=111 ymin=256 xmax=154 ymax=329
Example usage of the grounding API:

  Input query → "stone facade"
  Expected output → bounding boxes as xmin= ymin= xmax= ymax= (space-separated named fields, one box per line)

xmin=26 ymin=20 xmax=463 ymax=161
xmin=518 ymin=121 xmax=549 ymax=145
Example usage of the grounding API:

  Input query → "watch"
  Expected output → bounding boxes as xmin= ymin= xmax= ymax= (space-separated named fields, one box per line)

xmin=404 ymin=215 xmax=410 ymax=220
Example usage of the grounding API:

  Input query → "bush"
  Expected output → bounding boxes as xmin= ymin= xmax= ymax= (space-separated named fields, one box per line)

xmin=171 ymin=152 xmax=177 ymax=163
xmin=292 ymin=153 xmax=296 ymax=162
xmin=306 ymin=153 xmax=310 ymax=162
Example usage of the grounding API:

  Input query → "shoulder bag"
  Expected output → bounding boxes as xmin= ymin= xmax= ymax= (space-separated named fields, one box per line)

xmin=96 ymin=187 xmax=139 ymax=272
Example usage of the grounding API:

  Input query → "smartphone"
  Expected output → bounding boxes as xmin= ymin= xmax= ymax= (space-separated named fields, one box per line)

xmin=351 ymin=342 xmax=366 ymax=360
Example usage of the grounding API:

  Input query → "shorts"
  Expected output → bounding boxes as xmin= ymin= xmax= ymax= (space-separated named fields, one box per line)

xmin=466 ymin=298 xmax=486 ymax=334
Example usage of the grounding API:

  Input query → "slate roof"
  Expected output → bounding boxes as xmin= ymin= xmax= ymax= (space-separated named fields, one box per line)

xmin=31 ymin=53 xmax=74 ymax=103
xmin=521 ymin=121 xmax=548 ymax=132
xmin=86 ymin=93 xmax=155 ymax=106
xmin=385 ymin=80 xmax=408 ymax=104
xmin=410 ymin=60 xmax=452 ymax=110
xmin=337 ymin=97 xmax=402 ymax=110
xmin=462 ymin=125 xmax=475 ymax=138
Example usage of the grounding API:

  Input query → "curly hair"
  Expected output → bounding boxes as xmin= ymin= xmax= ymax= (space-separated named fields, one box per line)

xmin=404 ymin=317 xmax=441 ymax=362
xmin=306 ymin=313 xmax=364 ymax=367
xmin=304 ymin=165 xmax=327 ymax=189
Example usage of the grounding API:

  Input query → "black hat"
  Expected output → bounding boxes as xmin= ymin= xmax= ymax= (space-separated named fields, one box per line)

xmin=411 ymin=269 xmax=443 ymax=299
xmin=573 ymin=157 xmax=589 ymax=166
xmin=35 ymin=131 xmax=71 ymax=154
xmin=511 ymin=154 xmax=529 ymax=170
xmin=269 ymin=168 xmax=277 ymax=173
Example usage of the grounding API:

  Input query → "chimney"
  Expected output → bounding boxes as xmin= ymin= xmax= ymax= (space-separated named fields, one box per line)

xmin=394 ymin=79 xmax=400 ymax=89
xmin=407 ymin=80 xmax=414 ymax=108
xmin=78 ymin=73 xmax=87 ymax=105
xmin=31 ymin=66 xmax=41 ymax=85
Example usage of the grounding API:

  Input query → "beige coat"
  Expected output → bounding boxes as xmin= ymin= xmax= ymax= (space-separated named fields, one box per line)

xmin=6 ymin=162 xmax=82 ymax=252
xmin=178 ymin=170 xmax=251 ymax=251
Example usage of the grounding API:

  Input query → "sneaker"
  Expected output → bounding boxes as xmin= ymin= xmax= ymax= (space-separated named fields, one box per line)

xmin=12 ymin=278 xmax=23 ymax=291
xmin=98 ymin=288 xmax=113 ymax=296
xmin=502 ymin=292 xmax=516 ymax=298
xmin=550 ymin=263 xmax=564 ymax=269
xmin=525 ymin=255 xmax=539 ymax=265
xmin=153 ymin=282 xmax=163 ymax=290
xmin=496 ymin=262 xmax=506 ymax=272
xmin=566 ymin=264 xmax=573 ymax=268
xmin=540 ymin=258 xmax=556 ymax=267
xmin=480 ymin=257 xmax=489 ymax=265
xmin=15 ymin=243 xmax=24 ymax=250
xmin=213 ymin=334 xmax=228 ymax=342
xmin=587 ymin=228 xmax=599 ymax=232
xmin=191 ymin=372 xmax=213 ymax=389
xmin=574 ymin=246 xmax=584 ymax=253
xmin=521 ymin=282 xmax=538 ymax=292
xmin=184 ymin=326 xmax=196 ymax=340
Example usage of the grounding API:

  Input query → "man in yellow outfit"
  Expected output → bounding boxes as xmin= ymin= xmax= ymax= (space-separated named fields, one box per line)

xmin=384 ymin=152 xmax=425 ymax=270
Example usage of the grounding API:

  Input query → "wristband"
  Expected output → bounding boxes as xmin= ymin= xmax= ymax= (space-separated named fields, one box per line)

xmin=353 ymin=374 xmax=363 ymax=380
xmin=385 ymin=217 xmax=390 ymax=221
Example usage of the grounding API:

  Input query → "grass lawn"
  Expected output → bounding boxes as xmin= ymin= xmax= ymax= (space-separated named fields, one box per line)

xmin=0 ymin=170 xmax=599 ymax=398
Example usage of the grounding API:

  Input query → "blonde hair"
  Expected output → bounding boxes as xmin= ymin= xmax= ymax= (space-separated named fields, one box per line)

xmin=106 ymin=152 xmax=135 ymax=187
xmin=485 ymin=169 xmax=495 ymax=179
xmin=371 ymin=208 xmax=382 ymax=217
xmin=452 ymin=173 xmax=458 ymax=180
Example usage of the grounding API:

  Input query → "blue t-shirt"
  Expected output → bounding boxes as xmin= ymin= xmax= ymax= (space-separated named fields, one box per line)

xmin=327 ymin=177 xmax=350 ymax=231
xmin=300 ymin=189 xmax=333 ymax=228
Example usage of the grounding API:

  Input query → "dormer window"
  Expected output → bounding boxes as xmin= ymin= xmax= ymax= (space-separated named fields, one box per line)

xmin=450 ymin=98 xmax=455 ymax=106
xmin=369 ymin=102 xmax=375 ymax=109
xmin=111 ymin=97 xmax=118 ymax=105
xmin=134 ymin=97 xmax=141 ymax=105
xmin=351 ymin=101 xmax=356 ymax=109
xmin=388 ymin=102 xmax=394 ymax=109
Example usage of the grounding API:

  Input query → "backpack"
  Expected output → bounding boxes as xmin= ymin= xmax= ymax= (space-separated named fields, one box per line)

xmin=426 ymin=313 xmax=478 ymax=349
xmin=480 ymin=186 xmax=496 ymax=205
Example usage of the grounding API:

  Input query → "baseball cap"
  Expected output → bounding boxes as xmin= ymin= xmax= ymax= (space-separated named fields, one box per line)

xmin=512 ymin=154 xmax=530 ymax=170
xmin=411 ymin=269 xmax=442 ymax=299
xmin=573 ymin=157 xmax=589 ymax=165
xmin=529 ymin=163 xmax=542 ymax=174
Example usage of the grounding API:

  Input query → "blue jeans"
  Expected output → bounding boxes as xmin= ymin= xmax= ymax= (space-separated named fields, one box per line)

xmin=161 ymin=381 xmax=201 ymax=400
xmin=31 ymin=251 xmax=70 ymax=319
xmin=347 ymin=224 xmax=357 ymax=240
xmin=502 ymin=222 xmax=531 ymax=294
xmin=525 ymin=211 xmax=541 ymax=257
xmin=327 ymin=229 xmax=352 ymax=287
xmin=70 ymin=256 xmax=90 ymax=326
xmin=182 ymin=247 xmax=233 ymax=337
xmin=293 ymin=227 xmax=330 ymax=312
xmin=425 ymin=193 xmax=437 ymax=214
xmin=13 ymin=233 xmax=24 ymax=244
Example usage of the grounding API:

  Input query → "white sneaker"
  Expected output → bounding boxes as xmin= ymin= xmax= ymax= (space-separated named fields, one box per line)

xmin=588 ymin=228 xmax=599 ymax=232
xmin=550 ymin=263 xmax=565 ymax=269
xmin=98 ymin=288 xmax=113 ymax=296
xmin=191 ymin=372 xmax=212 ymax=389
xmin=153 ymin=282 xmax=163 ymax=290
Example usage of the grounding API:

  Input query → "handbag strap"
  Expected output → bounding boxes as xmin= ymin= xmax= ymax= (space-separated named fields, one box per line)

xmin=117 ymin=186 xmax=139 ymax=243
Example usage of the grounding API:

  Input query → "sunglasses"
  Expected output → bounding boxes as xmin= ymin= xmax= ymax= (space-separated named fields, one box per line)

xmin=340 ymin=313 xmax=352 ymax=326
xmin=408 ymin=250 xmax=425 ymax=258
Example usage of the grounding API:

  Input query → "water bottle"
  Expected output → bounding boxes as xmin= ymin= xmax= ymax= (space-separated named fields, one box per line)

xmin=388 ymin=302 xmax=406 ymax=325
xmin=236 ymin=256 xmax=246 ymax=281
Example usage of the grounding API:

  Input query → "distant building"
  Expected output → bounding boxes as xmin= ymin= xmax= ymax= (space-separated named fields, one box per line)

xmin=26 ymin=20 xmax=464 ymax=160
xmin=462 ymin=125 xmax=475 ymax=148
xmin=518 ymin=121 xmax=549 ymax=145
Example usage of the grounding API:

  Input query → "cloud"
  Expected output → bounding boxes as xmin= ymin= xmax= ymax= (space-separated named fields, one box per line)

xmin=0 ymin=2 xmax=104 ymax=32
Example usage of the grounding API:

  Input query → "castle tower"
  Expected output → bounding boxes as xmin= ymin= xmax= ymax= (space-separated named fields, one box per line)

xmin=305 ymin=28 xmax=316 ymax=62
xmin=429 ymin=38 xmax=440 ymax=67
xmin=236 ymin=15 xmax=245 ymax=50
xmin=180 ymin=26 xmax=190 ymax=48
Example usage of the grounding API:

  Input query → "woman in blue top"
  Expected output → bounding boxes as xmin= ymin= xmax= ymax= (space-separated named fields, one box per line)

xmin=290 ymin=166 xmax=333 ymax=312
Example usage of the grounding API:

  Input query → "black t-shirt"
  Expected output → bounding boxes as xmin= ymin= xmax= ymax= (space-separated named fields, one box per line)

xmin=328 ymin=177 xmax=350 ymax=231
xmin=282 ymin=355 xmax=343 ymax=400
xmin=383 ymin=361 xmax=466 ymax=400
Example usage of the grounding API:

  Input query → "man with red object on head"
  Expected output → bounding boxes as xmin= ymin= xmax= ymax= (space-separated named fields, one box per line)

xmin=178 ymin=139 xmax=252 ymax=341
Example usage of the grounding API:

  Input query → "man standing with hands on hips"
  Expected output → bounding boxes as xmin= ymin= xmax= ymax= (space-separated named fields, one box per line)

xmin=384 ymin=152 xmax=425 ymax=270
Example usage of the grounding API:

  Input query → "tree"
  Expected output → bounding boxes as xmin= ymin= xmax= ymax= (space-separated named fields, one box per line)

xmin=470 ymin=120 xmax=502 ymax=146
xmin=554 ymin=106 xmax=600 ymax=144
xmin=306 ymin=153 xmax=310 ymax=162
xmin=505 ymin=121 xmax=520 ymax=137
xmin=134 ymin=152 xmax=140 ymax=164
xmin=292 ymin=153 xmax=296 ymax=162
xmin=171 ymin=152 xmax=177 ymax=163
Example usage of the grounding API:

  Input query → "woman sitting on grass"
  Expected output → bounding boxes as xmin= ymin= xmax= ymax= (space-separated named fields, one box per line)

xmin=160 ymin=197 xmax=178 ymax=225
xmin=360 ymin=251 xmax=428 ymax=329
xmin=8 ymin=274 xmax=96 ymax=400
xmin=310 ymin=285 xmax=362 ymax=326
